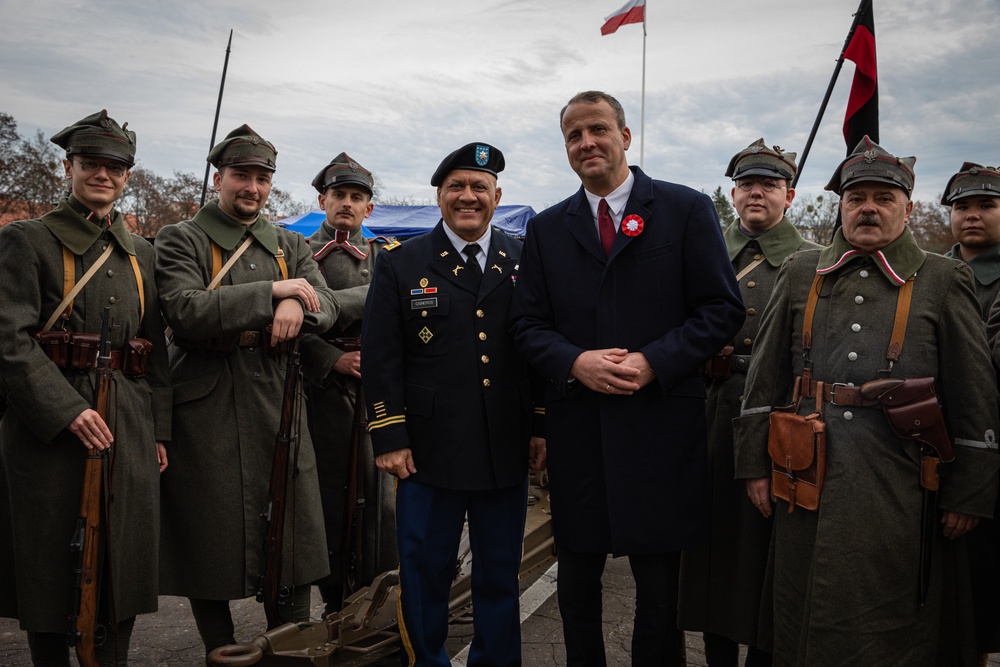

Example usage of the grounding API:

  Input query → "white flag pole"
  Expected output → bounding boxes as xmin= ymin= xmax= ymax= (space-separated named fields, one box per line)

xmin=640 ymin=2 xmax=647 ymax=169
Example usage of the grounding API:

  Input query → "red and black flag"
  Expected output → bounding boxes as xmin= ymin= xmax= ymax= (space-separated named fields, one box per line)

xmin=843 ymin=0 xmax=878 ymax=150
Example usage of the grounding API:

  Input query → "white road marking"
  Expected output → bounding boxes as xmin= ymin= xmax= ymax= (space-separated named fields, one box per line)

xmin=451 ymin=562 xmax=559 ymax=666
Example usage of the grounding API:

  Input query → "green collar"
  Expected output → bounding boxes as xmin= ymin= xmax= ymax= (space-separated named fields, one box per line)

xmin=192 ymin=200 xmax=278 ymax=253
xmin=42 ymin=195 xmax=136 ymax=256
xmin=945 ymin=242 xmax=1000 ymax=286
xmin=816 ymin=226 xmax=925 ymax=285
xmin=723 ymin=216 xmax=806 ymax=266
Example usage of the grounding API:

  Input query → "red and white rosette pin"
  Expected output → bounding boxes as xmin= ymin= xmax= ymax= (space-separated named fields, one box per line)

xmin=622 ymin=214 xmax=644 ymax=237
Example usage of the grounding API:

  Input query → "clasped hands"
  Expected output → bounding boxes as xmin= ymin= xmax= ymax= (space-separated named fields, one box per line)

xmin=570 ymin=348 xmax=655 ymax=395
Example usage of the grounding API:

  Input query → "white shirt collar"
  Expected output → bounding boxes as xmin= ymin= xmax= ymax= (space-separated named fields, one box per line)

xmin=584 ymin=169 xmax=635 ymax=224
xmin=442 ymin=220 xmax=491 ymax=268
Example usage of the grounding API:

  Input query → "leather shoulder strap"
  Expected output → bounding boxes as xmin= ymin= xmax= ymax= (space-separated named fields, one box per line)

xmin=886 ymin=276 xmax=914 ymax=363
xmin=208 ymin=236 xmax=254 ymax=291
xmin=43 ymin=241 xmax=116 ymax=332
xmin=801 ymin=274 xmax=825 ymax=353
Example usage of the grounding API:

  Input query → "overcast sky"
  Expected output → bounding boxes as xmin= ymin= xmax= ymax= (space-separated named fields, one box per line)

xmin=3 ymin=0 xmax=998 ymax=212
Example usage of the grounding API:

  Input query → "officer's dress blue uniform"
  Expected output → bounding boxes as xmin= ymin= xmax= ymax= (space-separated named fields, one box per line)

xmin=362 ymin=222 xmax=534 ymax=667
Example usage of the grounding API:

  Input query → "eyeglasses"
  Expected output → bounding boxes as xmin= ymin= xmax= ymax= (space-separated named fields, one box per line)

xmin=73 ymin=158 xmax=129 ymax=178
xmin=735 ymin=179 xmax=785 ymax=193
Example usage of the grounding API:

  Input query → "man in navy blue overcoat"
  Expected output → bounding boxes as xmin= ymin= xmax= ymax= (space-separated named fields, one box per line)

xmin=509 ymin=91 xmax=744 ymax=666
xmin=362 ymin=143 xmax=544 ymax=667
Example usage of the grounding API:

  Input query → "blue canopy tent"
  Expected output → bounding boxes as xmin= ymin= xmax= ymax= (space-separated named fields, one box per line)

xmin=277 ymin=205 xmax=535 ymax=239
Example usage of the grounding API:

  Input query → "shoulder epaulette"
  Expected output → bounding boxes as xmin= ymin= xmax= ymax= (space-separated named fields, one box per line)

xmin=381 ymin=237 xmax=402 ymax=251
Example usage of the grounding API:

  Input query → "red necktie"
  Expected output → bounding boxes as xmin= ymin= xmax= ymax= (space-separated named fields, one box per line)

xmin=598 ymin=198 xmax=615 ymax=256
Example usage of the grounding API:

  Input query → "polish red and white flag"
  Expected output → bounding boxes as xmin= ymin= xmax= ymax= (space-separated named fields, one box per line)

xmin=601 ymin=0 xmax=645 ymax=35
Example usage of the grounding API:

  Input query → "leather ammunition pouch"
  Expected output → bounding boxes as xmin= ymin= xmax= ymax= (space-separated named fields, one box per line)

xmin=33 ymin=331 xmax=152 ymax=378
xmin=768 ymin=408 xmax=826 ymax=513
xmin=704 ymin=345 xmax=735 ymax=380
xmin=123 ymin=338 xmax=153 ymax=378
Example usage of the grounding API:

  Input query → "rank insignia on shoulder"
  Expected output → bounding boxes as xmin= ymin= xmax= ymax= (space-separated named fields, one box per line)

xmin=419 ymin=326 xmax=433 ymax=343
xmin=440 ymin=250 xmax=449 ymax=258
xmin=498 ymin=250 xmax=507 ymax=258
xmin=384 ymin=239 xmax=402 ymax=251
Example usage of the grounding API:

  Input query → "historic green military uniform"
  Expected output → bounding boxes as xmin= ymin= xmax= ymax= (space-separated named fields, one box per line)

xmin=735 ymin=144 xmax=999 ymax=665
xmin=302 ymin=221 xmax=398 ymax=606
xmin=680 ymin=140 xmax=821 ymax=661
xmin=944 ymin=242 xmax=1000 ymax=317
xmin=155 ymin=127 xmax=337 ymax=631
xmin=679 ymin=216 xmax=820 ymax=647
xmin=0 ymin=111 xmax=170 ymax=655
xmin=943 ymin=162 xmax=1000 ymax=657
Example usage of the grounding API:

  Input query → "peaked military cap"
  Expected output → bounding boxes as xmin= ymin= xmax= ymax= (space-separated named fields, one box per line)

xmin=826 ymin=136 xmax=916 ymax=197
xmin=725 ymin=138 xmax=797 ymax=181
xmin=312 ymin=152 xmax=374 ymax=194
xmin=430 ymin=142 xmax=505 ymax=187
xmin=207 ymin=124 xmax=277 ymax=170
xmin=50 ymin=109 xmax=137 ymax=167
xmin=940 ymin=162 xmax=1000 ymax=205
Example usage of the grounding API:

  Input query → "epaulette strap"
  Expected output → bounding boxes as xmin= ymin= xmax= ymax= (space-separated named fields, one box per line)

xmin=211 ymin=242 xmax=223 ymax=287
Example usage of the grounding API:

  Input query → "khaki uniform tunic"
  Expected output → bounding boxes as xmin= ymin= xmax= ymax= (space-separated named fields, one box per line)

xmin=0 ymin=196 xmax=171 ymax=630
xmin=734 ymin=227 xmax=999 ymax=666
xmin=155 ymin=201 xmax=337 ymax=599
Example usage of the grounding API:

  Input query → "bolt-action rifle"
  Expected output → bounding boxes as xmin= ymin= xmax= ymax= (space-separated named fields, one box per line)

xmin=256 ymin=338 xmax=302 ymax=629
xmin=335 ymin=336 xmax=366 ymax=600
xmin=68 ymin=307 xmax=113 ymax=667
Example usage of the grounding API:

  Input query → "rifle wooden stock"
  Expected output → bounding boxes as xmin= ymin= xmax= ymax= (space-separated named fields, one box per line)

xmin=68 ymin=307 xmax=113 ymax=667
xmin=257 ymin=338 xmax=302 ymax=629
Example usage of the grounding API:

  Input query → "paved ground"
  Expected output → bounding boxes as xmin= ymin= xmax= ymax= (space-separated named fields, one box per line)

xmin=3 ymin=556 xmax=999 ymax=666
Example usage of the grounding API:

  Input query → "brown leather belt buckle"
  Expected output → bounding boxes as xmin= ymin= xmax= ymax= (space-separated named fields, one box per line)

xmin=827 ymin=383 xmax=857 ymax=406
xmin=238 ymin=330 xmax=260 ymax=347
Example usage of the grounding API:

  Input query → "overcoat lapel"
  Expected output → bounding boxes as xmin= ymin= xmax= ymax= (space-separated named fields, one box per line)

xmin=611 ymin=170 xmax=654 ymax=261
xmin=565 ymin=190 xmax=606 ymax=263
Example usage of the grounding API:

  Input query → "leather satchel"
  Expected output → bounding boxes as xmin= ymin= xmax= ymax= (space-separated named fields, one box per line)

xmin=768 ymin=408 xmax=826 ymax=512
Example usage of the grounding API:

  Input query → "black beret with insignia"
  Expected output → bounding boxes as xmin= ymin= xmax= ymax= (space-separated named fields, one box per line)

xmin=50 ymin=109 xmax=137 ymax=167
xmin=430 ymin=142 xmax=505 ymax=187
xmin=941 ymin=162 xmax=1000 ymax=205
xmin=312 ymin=152 xmax=374 ymax=194
xmin=826 ymin=136 xmax=915 ymax=197
xmin=207 ymin=124 xmax=277 ymax=171
xmin=725 ymin=138 xmax=797 ymax=181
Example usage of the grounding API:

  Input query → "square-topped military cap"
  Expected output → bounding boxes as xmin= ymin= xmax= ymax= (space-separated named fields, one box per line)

xmin=430 ymin=142 xmax=505 ymax=187
xmin=725 ymin=138 xmax=797 ymax=181
xmin=50 ymin=109 xmax=136 ymax=167
xmin=826 ymin=136 xmax=915 ymax=197
xmin=207 ymin=124 xmax=277 ymax=171
xmin=941 ymin=162 xmax=1000 ymax=205
xmin=312 ymin=152 xmax=374 ymax=194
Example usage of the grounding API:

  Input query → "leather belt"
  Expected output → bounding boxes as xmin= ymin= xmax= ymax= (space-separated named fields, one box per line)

xmin=799 ymin=379 xmax=879 ymax=407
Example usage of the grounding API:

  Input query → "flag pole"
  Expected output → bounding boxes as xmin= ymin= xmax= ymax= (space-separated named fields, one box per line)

xmin=200 ymin=29 xmax=233 ymax=207
xmin=639 ymin=4 xmax=647 ymax=169
xmin=791 ymin=0 xmax=870 ymax=189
